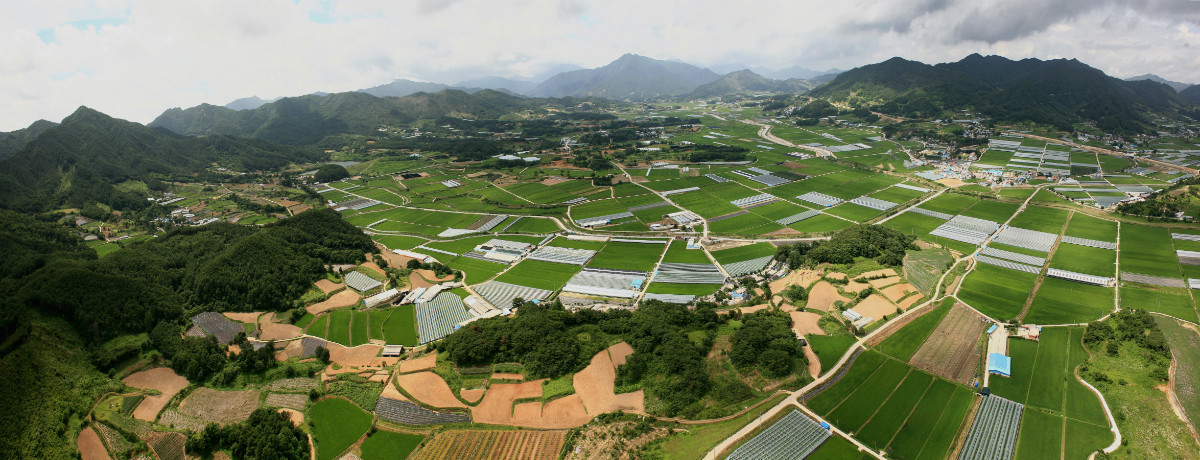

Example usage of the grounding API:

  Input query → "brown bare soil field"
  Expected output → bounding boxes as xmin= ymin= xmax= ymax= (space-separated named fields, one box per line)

xmin=409 ymin=271 xmax=434 ymax=289
xmin=258 ymin=312 xmax=304 ymax=341
xmin=737 ymin=304 xmax=771 ymax=314
xmin=868 ymin=276 xmax=902 ymax=289
xmin=512 ymin=401 xmax=544 ymax=426
xmin=275 ymin=340 xmax=304 ymax=361
xmin=779 ymin=271 xmax=829 ymax=294
xmin=806 ymin=281 xmax=850 ymax=312
xmin=859 ymin=268 xmax=898 ymax=278
xmin=380 ymin=375 xmax=408 ymax=401
xmin=608 ymin=342 xmax=634 ymax=367
xmin=881 ymin=283 xmax=920 ymax=303
xmin=540 ymin=395 xmax=592 ymax=427
xmin=413 ymin=430 xmax=567 ymax=460
xmin=491 ymin=373 xmax=524 ymax=381
xmin=122 ymin=367 xmax=189 ymax=422
xmin=315 ymin=279 xmax=342 ymax=295
xmin=936 ymin=178 xmax=967 ymax=187
xmin=706 ymin=240 xmax=755 ymax=252
xmin=397 ymin=372 xmax=468 ymax=409
xmin=473 ymin=380 xmax=546 ymax=424
xmin=803 ymin=345 xmax=822 ymax=378
xmin=78 ymin=426 xmax=111 ymax=460
xmin=898 ymin=294 xmax=924 ymax=310
xmin=378 ymin=249 xmax=416 ymax=270
xmin=909 ymin=303 xmax=988 ymax=384
xmin=852 ymin=294 xmax=899 ymax=320
xmin=789 ymin=311 xmax=825 ymax=337
xmin=843 ymin=281 xmax=870 ymax=294
xmin=223 ymin=312 xmax=263 ymax=323
xmin=361 ymin=262 xmax=386 ymax=275
xmin=575 ymin=344 xmax=645 ymax=416
xmin=306 ymin=290 xmax=361 ymax=315
xmin=399 ymin=352 xmax=438 ymax=373
xmin=418 ymin=269 xmax=453 ymax=282
xmin=764 ymin=227 xmax=802 ymax=236
xmin=326 ymin=343 xmax=381 ymax=367
xmin=542 ymin=177 xmax=571 ymax=186
xmin=824 ymin=272 xmax=847 ymax=281
xmin=279 ymin=408 xmax=303 ymax=427
xmin=178 ymin=388 xmax=259 ymax=425
xmin=461 ymin=389 xmax=486 ymax=403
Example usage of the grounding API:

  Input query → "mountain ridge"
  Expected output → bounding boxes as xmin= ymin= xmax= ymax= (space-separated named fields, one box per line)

xmin=528 ymin=53 xmax=721 ymax=99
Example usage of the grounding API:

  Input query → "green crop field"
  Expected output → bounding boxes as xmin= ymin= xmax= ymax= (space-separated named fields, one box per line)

xmin=547 ymin=237 xmax=607 ymax=250
xmin=374 ymin=235 xmax=427 ymax=251
xmin=1063 ymin=214 xmax=1117 ymax=241
xmin=1024 ymin=278 xmax=1113 ymax=324
xmin=503 ymin=217 xmax=560 ymax=233
xmin=1048 ymin=243 xmax=1115 ymax=277
xmin=1008 ymin=206 xmax=1069 ymax=233
xmin=1065 ymin=328 xmax=1108 ymax=425
xmin=790 ymin=213 xmax=854 ymax=234
xmin=326 ymin=310 xmax=353 ymax=345
xmin=920 ymin=193 xmax=977 ymax=215
xmin=661 ymin=240 xmax=712 ymax=264
xmin=1120 ymin=225 xmax=1182 ymax=278
xmin=1013 ymin=408 xmax=1063 ymax=460
xmin=882 ymin=212 xmax=945 ymax=239
xmin=448 ymin=256 xmax=507 ymax=284
xmin=644 ymin=282 xmax=721 ymax=295
xmin=710 ymin=242 xmax=777 ymax=264
xmin=306 ymin=314 xmax=329 ymax=337
xmin=493 ymin=259 xmax=581 ymax=291
xmin=806 ymin=435 xmax=868 ymax=459
xmin=368 ymin=310 xmax=389 ymax=340
xmin=868 ymin=185 xmax=925 ymax=204
xmin=1120 ymin=284 xmax=1198 ymax=323
xmin=359 ymin=430 xmax=424 ymax=460
xmin=350 ymin=310 xmax=370 ymax=346
xmin=854 ymin=371 xmax=934 ymax=451
xmin=825 ymin=203 xmax=885 ymax=223
xmin=809 ymin=335 xmax=858 ymax=373
xmin=311 ymin=398 xmax=373 ymax=460
xmin=708 ymin=213 xmax=783 ymax=235
xmin=807 ymin=351 xmax=888 ymax=415
xmin=903 ymin=249 xmax=954 ymax=295
xmin=957 ymin=264 xmax=1037 ymax=321
xmin=823 ymin=360 xmax=911 ymax=430
xmin=961 ymin=200 xmax=1021 ymax=223
xmin=876 ymin=299 xmax=953 ymax=361
xmin=587 ymin=241 xmax=665 ymax=271
xmin=382 ymin=305 xmax=417 ymax=346
xmin=1156 ymin=316 xmax=1200 ymax=430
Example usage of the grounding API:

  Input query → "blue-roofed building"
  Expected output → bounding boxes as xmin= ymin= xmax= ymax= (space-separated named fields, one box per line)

xmin=988 ymin=353 xmax=1012 ymax=377
xmin=987 ymin=324 xmax=998 ymax=334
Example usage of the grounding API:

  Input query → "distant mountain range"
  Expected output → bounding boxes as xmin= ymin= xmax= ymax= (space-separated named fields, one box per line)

xmin=1124 ymin=74 xmax=1194 ymax=93
xmin=0 ymin=107 xmax=320 ymax=212
xmin=224 ymin=96 xmax=281 ymax=111
xmin=527 ymin=54 xmax=722 ymax=99
xmin=0 ymin=119 xmax=57 ymax=161
xmin=810 ymin=53 xmax=1187 ymax=133
xmin=1180 ymin=85 xmax=1200 ymax=104
xmin=684 ymin=69 xmax=822 ymax=99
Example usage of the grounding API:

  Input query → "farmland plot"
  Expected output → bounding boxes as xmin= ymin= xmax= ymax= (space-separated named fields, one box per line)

xmin=412 ymin=429 xmax=567 ymax=460
xmin=957 ymin=264 xmax=1038 ymax=321
xmin=907 ymin=303 xmax=988 ymax=384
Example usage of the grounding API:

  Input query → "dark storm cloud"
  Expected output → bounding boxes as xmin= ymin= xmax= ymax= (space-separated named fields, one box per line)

xmin=842 ymin=0 xmax=953 ymax=34
xmin=951 ymin=0 xmax=1200 ymax=44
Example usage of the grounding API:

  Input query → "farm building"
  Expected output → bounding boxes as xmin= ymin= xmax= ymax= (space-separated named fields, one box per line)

xmin=988 ymin=353 xmax=1012 ymax=377
xmin=344 ymin=271 xmax=383 ymax=292
xmin=381 ymin=345 xmax=404 ymax=357
xmin=1016 ymin=325 xmax=1041 ymax=340
xmin=363 ymin=288 xmax=401 ymax=308
xmin=473 ymin=239 xmax=535 ymax=261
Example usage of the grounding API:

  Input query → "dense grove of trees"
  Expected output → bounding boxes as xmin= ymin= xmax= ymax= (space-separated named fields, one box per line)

xmin=313 ymin=164 xmax=350 ymax=182
xmin=186 ymin=409 xmax=309 ymax=459
xmin=730 ymin=311 xmax=806 ymax=377
xmin=775 ymin=224 xmax=916 ymax=267
xmin=1082 ymin=309 xmax=1171 ymax=383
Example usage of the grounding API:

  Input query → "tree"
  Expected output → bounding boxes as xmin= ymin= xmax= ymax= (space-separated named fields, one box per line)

xmin=313 ymin=164 xmax=350 ymax=183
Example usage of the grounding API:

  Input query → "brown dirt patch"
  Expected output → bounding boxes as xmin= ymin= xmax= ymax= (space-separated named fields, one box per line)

xmin=306 ymin=290 xmax=361 ymax=315
xmin=275 ymin=340 xmax=304 ymax=361
xmin=880 ymin=283 xmax=920 ymax=303
xmin=418 ymin=269 xmax=453 ymax=282
xmin=780 ymin=161 xmax=805 ymax=169
xmin=397 ymin=372 xmax=467 ymax=409
xmin=378 ymin=249 xmax=417 ymax=269
xmin=122 ymin=367 xmax=189 ymax=422
xmin=936 ymin=178 xmax=967 ymax=188
xmin=360 ymin=262 xmax=386 ymax=275
xmin=852 ymin=294 xmax=899 ymax=320
xmin=789 ymin=311 xmax=826 ymax=337
xmin=909 ymin=303 xmax=988 ymax=384
xmin=803 ymin=345 xmax=821 ymax=379
xmin=868 ymin=276 xmax=902 ymax=289
xmin=326 ymin=343 xmax=382 ymax=368
xmin=178 ymin=388 xmax=259 ymax=425
xmin=608 ymin=342 xmax=634 ymax=368
xmin=491 ymin=373 xmax=524 ymax=381
xmin=460 ymin=389 xmax=485 ymax=403
xmin=768 ymin=269 xmax=823 ymax=293
xmin=859 ymin=268 xmax=898 ymax=278
xmin=473 ymin=380 xmax=545 ymax=424
xmin=575 ymin=344 xmax=645 ymax=416
xmin=825 ymin=272 xmax=847 ymax=281
xmin=399 ymin=352 xmax=438 ymax=374
xmin=408 ymin=271 xmax=434 ymax=289
xmin=542 ymin=177 xmax=571 ymax=186
xmin=915 ymin=240 xmax=938 ymax=250
xmin=765 ymin=227 xmax=802 ymax=236
xmin=279 ymin=408 xmax=304 ymax=427
xmin=738 ymin=304 xmax=772 ymax=314
xmin=706 ymin=240 xmax=756 ymax=252
xmin=223 ymin=312 xmax=263 ymax=323
xmin=898 ymin=294 xmax=924 ymax=310
xmin=380 ymin=375 xmax=407 ymax=401
xmin=78 ymin=426 xmax=111 ymax=460
xmin=843 ymin=281 xmax=870 ymax=294
xmin=806 ymin=281 xmax=851 ymax=312
xmin=315 ymin=279 xmax=342 ymax=295
xmin=258 ymin=312 xmax=304 ymax=341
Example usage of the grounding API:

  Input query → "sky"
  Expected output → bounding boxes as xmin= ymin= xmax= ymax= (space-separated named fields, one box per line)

xmin=2 ymin=0 xmax=1199 ymax=131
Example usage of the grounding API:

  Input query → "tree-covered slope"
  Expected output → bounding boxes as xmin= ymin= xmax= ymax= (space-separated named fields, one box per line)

xmin=684 ymin=69 xmax=815 ymax=98
xmin=0 ymin=107 xmax=320 ymax=212
xmin=0 ymin=119 xmax=57 ymax=162
xmin=529 ymin=53 xmax=720 ymax=99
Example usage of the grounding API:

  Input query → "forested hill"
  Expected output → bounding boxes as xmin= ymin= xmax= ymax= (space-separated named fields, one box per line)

xmin=1182 ymin=84 xmax=1200 ymax=104
xmin=809 ymin=54 xmax=1186 ymax=133
xmin=0 ymin=206 xmax=373 ymax=457
xmin=0 ymin=106 xmax=321 ymax=213
xmin=684 ymin=69 xmax=816 ymax=98
xmin=528 ymin=53 xmax=721 ymax=99
xmin=149 ymin=89 xmax=610 ymax=145
xmin=0 ymin=119 xmax=57 ymax=162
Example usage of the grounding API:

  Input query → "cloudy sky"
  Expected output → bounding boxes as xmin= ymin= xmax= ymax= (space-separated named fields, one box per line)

xmin=2 ymin=0 xmax=1198 ymax=131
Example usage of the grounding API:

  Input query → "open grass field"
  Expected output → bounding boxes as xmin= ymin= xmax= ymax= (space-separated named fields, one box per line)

xmin=661 ymin=240 xmax=713 ymax=264
xmin=876 ymin=299 xmax=952 ymax=361
xmin=382 ymin=305 xmax=418 ymax=346
xmin=868 ymin=185 xmax=925 ymax=204
xmin=504 ymin=217 xmax=561 ymax=233
xmin=902 ymin=248 xmax=953 ymax=295
xmin=1063 ymin=214 xmax=1118 ymax=241
xmin=1119 ymin=224 xmax=1181 ymax=278
xmin=326 ymin=309 xmax=353 ymax=345
xmin=374 ymin=235 xmax=427 ymax=251
xmin=919 ymin=193 xmax=977 ymax=215
xmin=587 ymin=241 xmax=665 ymax=271
xmin=709 ymin=242 xmax=777 ymax=264
xmin=1008 ymin=206 xmax=1070 ymax=233
xmin=359 ymin=430 xmax=425 ymax=460
xmin=957 ymin=264 xmax=1038 ymax=321
xmin=448 ymin=256 xmax=507 ymax=284
xmin=493 ymin=259 xmax=582 ymax=291
xmin=882 ymin=212 xmax=946 ymax=240
xmin=825 ymin=203 xmax=886 ymax=223
xmin=311 ymin=398 xmax=373 ymax=460
xmin=547 ymin=237 xmax=607 ymax=250
xmin=1119 ymin=284 xmax=1198 ymax=323
xmin=809 ymin=335 xmax=858 ymax=373
xmin=961 ymin=200 xmax=1021 ymax=223
xmin=1155 ymin=316 xmax=1200 ymax=433
xmin=1048 ymin=243 xmax=1116 ymax=277
xmin=1024 ymin=278 xmax=1113 ymax=324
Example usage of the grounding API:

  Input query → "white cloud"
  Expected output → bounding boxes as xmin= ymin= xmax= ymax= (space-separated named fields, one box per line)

xmin=0 ymin=0 xmax=1196 ymax=130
